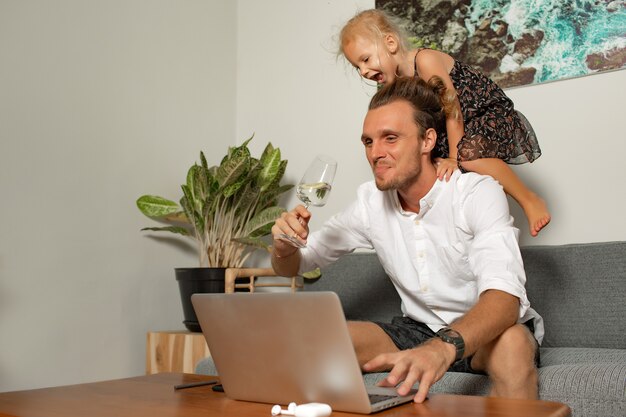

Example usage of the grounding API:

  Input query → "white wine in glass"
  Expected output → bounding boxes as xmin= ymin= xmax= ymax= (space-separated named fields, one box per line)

xmin=278 ymin=155 xmax=337 ymax=248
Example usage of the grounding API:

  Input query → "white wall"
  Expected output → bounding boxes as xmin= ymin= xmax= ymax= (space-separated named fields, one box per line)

xmin=0 ymin=1 xmax=236 ymax=391
xmin=505 ymin=72 xmax=626 ymax=245
xmin=237 ymin=0 xmax=626 ymax=247
xmin=236 ymin=0 xmax=375 ymax=234
xmin=1 ymin=0 xmax=624 ymax=393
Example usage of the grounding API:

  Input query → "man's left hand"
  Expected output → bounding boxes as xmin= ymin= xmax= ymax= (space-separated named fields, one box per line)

xmin=362 ymin=338 xmax=456 ymax=403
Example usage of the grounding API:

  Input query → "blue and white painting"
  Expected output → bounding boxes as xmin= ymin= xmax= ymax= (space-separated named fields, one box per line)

xmin=376 ymin=0 xmax=626 ymax=88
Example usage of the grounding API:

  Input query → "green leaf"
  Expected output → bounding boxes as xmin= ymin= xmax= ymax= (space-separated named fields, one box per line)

xmin=200 ymin=151 xmax=208 ymax=171
xmin=195 ymin=165 xmax=208 ymax=200
xmin=302 ymin=268 xmax=321 ymax=279
xmin=259 ymin=142 xmax=275 ymax=165
xmin=244 ymin=206 xmax=285 ymax=237
xmin=239 ymin=133 xmax=254 ymax=151
xmin=186 ymin=165 xmax=205 ymax=211
xmin=136 ymin=195 xmax=180 ymax=218
xmin=189 ymin=164 xmax=208 ymax=208
xmin=140 ymin=226 xmax=190 ymax=236
xmin=269 ymin=160 xmax=288 ymax=189
xmin=206 ymin=167 xmax=219 ymax=196
xmin=181 ymin=194 xmax=204 ymax=235
xmin=181 ymin=185 xmax=194 ymax=212
xmin=247 ymin=158 xmax=262 ymax=184
xmin=217 ymin=155 xmax=248 ymax=188
xmin=258 ymin=148 xmax=282 ymax=191
xmin=233 ymin=183 xmax=258 ymax=217
xmin=258 ymin=183 xmax=294 ymax=210
xmin=186 ymin=164 xmax=196 ymax=192
xmin=224 ymin=134 xmax=253 ymax=162
xmin=164 ymin=212 xmax=189 ymax=222
xmin=222 ymin=172 xmax=249 ymax=198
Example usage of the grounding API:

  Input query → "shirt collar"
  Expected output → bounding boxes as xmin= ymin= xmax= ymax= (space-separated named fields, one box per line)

xmin=392 ymin=177 xmax=446 ymax=217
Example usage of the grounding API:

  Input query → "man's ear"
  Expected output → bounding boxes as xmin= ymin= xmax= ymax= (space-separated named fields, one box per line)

xmin=422 ymin=128 xmax=437 ymax=153
xmin=384 ymin=34 xmax=399 ymax=54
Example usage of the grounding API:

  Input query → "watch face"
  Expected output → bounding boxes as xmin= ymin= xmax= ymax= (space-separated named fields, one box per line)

xmin=437 ymin=328 xmax=465 ymax=361
xmin=444 ymin=329 xmax=462 ymax=339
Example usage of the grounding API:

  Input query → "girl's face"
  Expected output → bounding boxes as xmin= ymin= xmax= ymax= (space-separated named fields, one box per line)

xmin=343 ymin=35 xmax=400 ymax=85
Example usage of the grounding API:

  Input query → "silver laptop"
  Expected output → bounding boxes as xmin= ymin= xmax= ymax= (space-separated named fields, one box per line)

xmin=191 ymin=291 xmax=415 ymax=414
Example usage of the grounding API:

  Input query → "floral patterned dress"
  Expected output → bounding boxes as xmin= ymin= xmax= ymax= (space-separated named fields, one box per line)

xmin=431 ymin=59 xmax=541 ymax=165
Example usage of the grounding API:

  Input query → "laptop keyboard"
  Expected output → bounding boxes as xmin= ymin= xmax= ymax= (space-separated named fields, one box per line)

xmin=368 ymin=394 xmax=396 ymax=404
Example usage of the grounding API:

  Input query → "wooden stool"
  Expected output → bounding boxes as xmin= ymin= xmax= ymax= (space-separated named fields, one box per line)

xmin=224 ymin=268 xmax=301 ymax=293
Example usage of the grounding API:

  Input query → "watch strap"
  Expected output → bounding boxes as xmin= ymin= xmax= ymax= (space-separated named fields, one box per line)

xmin=436 ymin=327 xmax=465 ymax=362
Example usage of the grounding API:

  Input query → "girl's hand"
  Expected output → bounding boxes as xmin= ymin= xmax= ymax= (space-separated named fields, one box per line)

xmin=434 ymin=157 xmax=458 ymax=182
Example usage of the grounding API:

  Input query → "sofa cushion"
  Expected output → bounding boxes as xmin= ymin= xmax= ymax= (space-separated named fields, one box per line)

xmin=364 ymin=371 xmax=490 ymax=396
xmin=538 ymin=363 xmax=626 ymax=417
xmin=522 ymin=241 xmax=626 ymax=349
xmin=540 ymin=347 xmax=626 ymax=367
xmin=303 ymin=252 xmax=402 ymax=322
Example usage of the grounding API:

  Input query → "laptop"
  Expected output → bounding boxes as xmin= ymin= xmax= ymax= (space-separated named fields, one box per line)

xmin=191 ymin=291 xmax=416 ymax=414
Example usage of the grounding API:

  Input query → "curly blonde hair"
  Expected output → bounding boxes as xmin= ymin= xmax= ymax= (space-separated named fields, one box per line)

xmin=338 ymin=9 xmax=410 ymax=58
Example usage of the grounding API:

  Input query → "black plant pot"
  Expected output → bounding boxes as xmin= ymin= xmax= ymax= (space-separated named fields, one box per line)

xmin=175 ymin=267 xmax=226 ymax=332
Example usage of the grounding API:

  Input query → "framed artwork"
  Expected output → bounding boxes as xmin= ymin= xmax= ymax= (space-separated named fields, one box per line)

xmin=376 ymin=0 xmax=626 ymax=88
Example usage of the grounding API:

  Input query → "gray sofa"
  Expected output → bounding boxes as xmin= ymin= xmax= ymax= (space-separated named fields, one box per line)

xmin=196 ymin=241 xmax=626 ymax=417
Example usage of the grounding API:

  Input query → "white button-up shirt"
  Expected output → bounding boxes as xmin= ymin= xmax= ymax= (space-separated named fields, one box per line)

xmin=299 ymin=171 xmax=544 ymax=344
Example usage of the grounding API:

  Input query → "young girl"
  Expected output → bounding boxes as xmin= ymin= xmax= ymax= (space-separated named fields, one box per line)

xmin=338 ymin=9 xmax=550 ymax=237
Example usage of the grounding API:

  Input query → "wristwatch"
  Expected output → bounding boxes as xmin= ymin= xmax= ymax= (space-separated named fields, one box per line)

xmin=435 ymin=327 xmax=465 ymax=362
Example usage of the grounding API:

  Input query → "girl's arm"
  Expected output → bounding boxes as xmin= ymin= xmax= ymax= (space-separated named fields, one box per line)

xmin=415 ymin=50 xmax=465 ymax=179
xmin=445 ymin=99 xmax=464 ymax=161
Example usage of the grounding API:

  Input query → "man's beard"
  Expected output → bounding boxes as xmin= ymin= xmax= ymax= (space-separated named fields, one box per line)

xmin=373 ymin=157 xmax=422 ymax=191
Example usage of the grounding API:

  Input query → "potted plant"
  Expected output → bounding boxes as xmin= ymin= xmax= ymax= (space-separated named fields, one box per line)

xmin=136 ymin=135 xmax=293 ymax=331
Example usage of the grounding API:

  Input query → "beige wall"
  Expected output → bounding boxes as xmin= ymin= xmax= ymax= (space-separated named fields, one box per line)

xmin=1 ymin=0 xmax=624 ymax=393
xmin=237 ymin=0 xmax=626 ymax=247
xmin=0 ymin=0 xmax=236 ymax=391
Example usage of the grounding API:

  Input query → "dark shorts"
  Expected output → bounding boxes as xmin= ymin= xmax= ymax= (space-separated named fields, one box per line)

xmin=375 ymin=316 xmax=540 ymax=375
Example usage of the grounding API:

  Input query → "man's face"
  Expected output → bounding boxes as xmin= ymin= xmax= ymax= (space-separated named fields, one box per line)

xmin=361 ymin=100 xmax=423 ymax=191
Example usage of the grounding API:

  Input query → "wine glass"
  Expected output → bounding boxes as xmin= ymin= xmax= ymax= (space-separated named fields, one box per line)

xmin=277 ymin=154 xmax=337 ymax=248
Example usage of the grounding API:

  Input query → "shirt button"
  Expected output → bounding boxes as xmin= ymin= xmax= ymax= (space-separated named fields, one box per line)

xmin=417 ymin=252 xmax=425 ymax=259
xmin=414 ymin=219 xmax=420 ymax=225
xmin=421 ymin=285 xmax=428 ymax=292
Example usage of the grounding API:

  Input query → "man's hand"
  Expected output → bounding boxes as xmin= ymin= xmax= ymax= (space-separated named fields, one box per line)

xmin=434 ymin=157 xmax=458 ymax=182
xmin=271 ymin=205 xmax=311 ymax=256
xmin=362 ymin=338 xmax=456 ymax=403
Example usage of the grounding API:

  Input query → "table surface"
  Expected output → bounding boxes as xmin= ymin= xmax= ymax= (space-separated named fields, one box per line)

xmin=0 ymin=373 xmax=571 ymax=417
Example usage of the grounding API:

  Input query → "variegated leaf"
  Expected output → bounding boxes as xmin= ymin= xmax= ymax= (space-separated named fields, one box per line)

xmin=181 ymin=195 xmax=204 ymax=235
xmin=136 ymin=195 xmax=180 ymax=218
xmin=140 ymin=226 xmax=190 ymax=236
xmin=258 ymin=183 xmax=294 ymax=209
xmin=217 ymin=155 xmax=248 ymax=188
xmin=258 ymin=148 xmax=282 ymax=191
xmin=245 ymin=206 xmax=285 ymax=237
xmin=259 ymin=142 xmax=275 ymax=165
xmin=200 ymin=151 xmax=208 ymax=171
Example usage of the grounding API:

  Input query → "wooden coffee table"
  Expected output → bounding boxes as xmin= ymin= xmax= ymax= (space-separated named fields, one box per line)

xmin=0 ymin=373 xmax=571 ymax=417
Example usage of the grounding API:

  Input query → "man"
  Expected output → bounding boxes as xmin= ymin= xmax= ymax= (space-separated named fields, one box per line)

xmin=271 ymin=76 xmax=543 ymax=403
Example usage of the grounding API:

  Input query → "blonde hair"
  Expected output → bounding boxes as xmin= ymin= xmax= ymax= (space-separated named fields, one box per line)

xmin=338 ymin=9 xmax=410 ymax=58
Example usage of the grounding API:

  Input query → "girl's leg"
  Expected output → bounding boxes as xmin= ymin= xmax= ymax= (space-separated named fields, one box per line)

xmin=460 ymin=158 xmax=550 ymax=237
